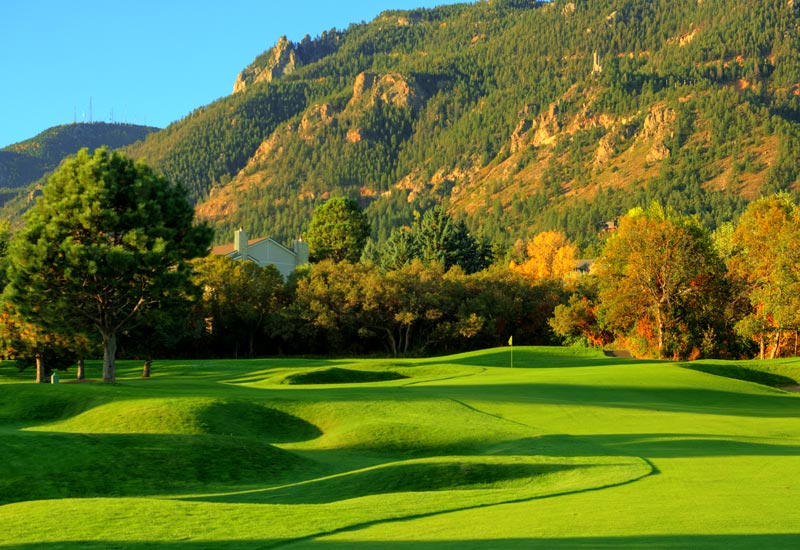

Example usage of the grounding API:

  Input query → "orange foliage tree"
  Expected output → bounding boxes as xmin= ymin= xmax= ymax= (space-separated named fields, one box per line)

xmin=728 ymin=194 xmax=800 ymax=358
xmin=510 ymin=230 xmax=578 ymax=281
xmin=595 ymin=204 xmax=724 ymax=358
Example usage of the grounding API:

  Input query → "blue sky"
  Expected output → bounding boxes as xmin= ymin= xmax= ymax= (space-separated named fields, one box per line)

xmin=0 ymin=0 xmax=469 ymax=148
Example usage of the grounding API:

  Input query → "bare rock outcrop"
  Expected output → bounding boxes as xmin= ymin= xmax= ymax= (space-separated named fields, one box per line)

xmin=532 ymin=103 xmax=561 ymax=147
xmin=299 ymin=104 xmax=336 ymax=141
xmin=349 ymin=72 xmax=423 ymax=110
xmin=638 ymin=104 xmax=676 ymax=162
xmin=233 ymin=36 xmax=299 ymax=94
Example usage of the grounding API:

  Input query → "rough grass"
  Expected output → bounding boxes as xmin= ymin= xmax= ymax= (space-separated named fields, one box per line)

xmin=0 ymin=347 xmax=798 ymax=549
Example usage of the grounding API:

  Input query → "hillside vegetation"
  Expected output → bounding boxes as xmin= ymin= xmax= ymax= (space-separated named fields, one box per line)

xmin=121 ymin=0 xmax=800 ymax=250
xmin=1 ymin=347 xmax=798 ymax=547
xmin=0 ymin=122 xmax=158 ymax=206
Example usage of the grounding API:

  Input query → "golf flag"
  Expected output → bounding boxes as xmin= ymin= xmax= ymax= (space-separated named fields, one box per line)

xmin=508 ymin=335 xmax=513 ymax=346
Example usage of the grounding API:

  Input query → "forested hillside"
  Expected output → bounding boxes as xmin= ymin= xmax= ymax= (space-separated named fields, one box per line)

xmin=122 ymin=0 xmax=800 ymax=252
xmin=0 ymin=122 xmax=158 ymax=206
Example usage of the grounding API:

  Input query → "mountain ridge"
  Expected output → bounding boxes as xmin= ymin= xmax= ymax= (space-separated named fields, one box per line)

xmin=6 ymin=0 xmax=800 ymax=253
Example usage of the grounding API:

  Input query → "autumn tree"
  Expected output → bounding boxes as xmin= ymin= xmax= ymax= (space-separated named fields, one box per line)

xmin=5 ymin=148 xmax=212 ymax=383
xmin=510 ymin=230 xmax=578 ymax=281
xmin=727 ymin=194 xmax=800 ymax=358
xmin=596 ymin=204 xmax=724 ymax=358
xmin=306 ymin=197 xmax=371 ymax=263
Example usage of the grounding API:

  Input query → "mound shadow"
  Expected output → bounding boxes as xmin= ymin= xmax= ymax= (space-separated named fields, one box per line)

xmin=441 ymin=349 xmax=654 ymax=369
xmin=0 ymin=431 xmax=320 ymax=505
xmin=282 ymin=367 xmax=409 ymax=385
xmin=680 ymin=362 xmax=798 ymax=387
xmin=7 ymin=534 xmax=800 ymax=550
xmin=189 ymin=461 xmax=586 ymax=505
xmin=195 ymin=400 xmax=321 ymax=443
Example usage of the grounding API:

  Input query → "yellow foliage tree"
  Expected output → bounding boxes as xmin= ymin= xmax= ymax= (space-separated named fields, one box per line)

xmin=510 ymin=230 xmax=577 ymax=280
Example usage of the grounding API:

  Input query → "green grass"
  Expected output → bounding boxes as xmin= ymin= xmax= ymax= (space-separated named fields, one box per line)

xmin=0 ymin=347 xmax=798 ymax=548
xmin=680 ymin=358 xmax=800 ymax=387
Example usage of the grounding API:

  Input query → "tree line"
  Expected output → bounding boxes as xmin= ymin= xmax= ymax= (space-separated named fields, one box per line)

xmin=180 ymin=192 xmax=800 ymax=363
xmin=1 ymin=147 xmax=798 ymax=384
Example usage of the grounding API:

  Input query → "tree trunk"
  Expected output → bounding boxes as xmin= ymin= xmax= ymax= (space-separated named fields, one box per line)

xmin=35 ymin=355 xmax=46 ymax=384
xmin=384 ymin=328 xmax=398 ymax=357
xmin=142 ymin=356 xmax=152 ymax=378
xmin=76 ymin=358 xmax=85 ymax=380
xmin=759 ymin=333 xmax=765 ymax=360
xmin=655 ymin=307 xmax=666 ymax=358
xmin=103 ymin=332 xmax=117 ymax=383
xmin=770 ymin=329 xmax=782 ymax=360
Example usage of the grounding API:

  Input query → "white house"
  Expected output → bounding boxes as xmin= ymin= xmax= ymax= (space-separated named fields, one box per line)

xmin=211 ymin=228 xmax=309 ymax=279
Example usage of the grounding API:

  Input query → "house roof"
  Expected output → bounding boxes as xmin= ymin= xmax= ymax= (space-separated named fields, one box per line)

xmin=210 ymin=236 xmax=270 ymax=256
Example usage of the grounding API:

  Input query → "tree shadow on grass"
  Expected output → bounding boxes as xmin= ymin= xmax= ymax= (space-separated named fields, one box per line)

xmin=435 ymin=348 xmax=656 ymax=369
xmin=5 ymin=534 xmax=799 ymax=549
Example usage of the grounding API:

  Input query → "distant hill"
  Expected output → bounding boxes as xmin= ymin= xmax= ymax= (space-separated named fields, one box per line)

xmin=0 ymin=122 xmax=159 ymax=206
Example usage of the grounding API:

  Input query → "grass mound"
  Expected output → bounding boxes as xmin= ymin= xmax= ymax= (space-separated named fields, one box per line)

xmin=0 ymin=431 xmax=314 ymax=505
xmin=26 ymin=398 xmax=321 ymax=442
xmin=282 ymin=367 xmax=409 ymax=385
xmin=0 ymin=385 xmax=89 ymax=423
xmin=681 ymin=362 xmax=798 ymax=388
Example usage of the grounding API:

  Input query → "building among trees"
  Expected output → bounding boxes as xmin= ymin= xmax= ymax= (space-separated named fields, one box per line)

xmin=212 ymin=228 xmax=309 ymax=279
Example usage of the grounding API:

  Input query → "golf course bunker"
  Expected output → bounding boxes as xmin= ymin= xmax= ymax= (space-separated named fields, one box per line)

xmin=282 ymin=367 xmax=409 ymax=385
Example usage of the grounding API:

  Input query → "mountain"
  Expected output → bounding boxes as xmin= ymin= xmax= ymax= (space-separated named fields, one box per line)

xmin=126 ymin=0 xmax=800 ymax=251
xmin=0 ymin=122 xmax=159 ymax=206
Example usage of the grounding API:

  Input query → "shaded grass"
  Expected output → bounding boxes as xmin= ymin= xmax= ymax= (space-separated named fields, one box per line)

xmin=281 ymin=367 xmax=409 ymax=385
xmin=187 ymin=454 xmax=650 ymax=505
xmin=0 ymin=427 xmax=321 ymax=505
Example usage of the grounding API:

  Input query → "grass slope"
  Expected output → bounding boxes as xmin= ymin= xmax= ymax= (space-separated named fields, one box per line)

xmin=0 ymin=347 xmax=798 ymax=549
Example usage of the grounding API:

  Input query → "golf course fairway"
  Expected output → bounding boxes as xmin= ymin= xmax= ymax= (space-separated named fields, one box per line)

xmin=0 ymin=347 xmax=798 ymax=548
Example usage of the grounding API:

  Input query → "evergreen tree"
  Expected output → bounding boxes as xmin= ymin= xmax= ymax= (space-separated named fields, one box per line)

xmin=306 ymin=197 xmax=371 ymax=263
xmin=5 ymin=148 xmax=212 ymax=382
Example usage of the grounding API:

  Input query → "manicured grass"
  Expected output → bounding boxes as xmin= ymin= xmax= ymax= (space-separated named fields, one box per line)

xmin=680 ymin=357 xmax=800 ymax=387
xmin=0 ymin=347 xmax=798 ymax=548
